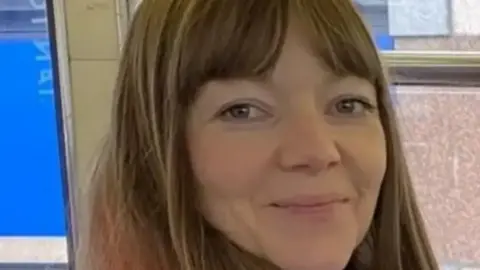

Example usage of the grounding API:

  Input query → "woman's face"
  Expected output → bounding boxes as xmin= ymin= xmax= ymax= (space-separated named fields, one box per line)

xmin=187 ymin=29 xmax=387 ymax=270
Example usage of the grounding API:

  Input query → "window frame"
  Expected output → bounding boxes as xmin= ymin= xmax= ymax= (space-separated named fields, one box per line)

xmin=386 ymin=51 xmax=480 ymax=87
xmin=46 ymin=0 xmax=76 ymax=268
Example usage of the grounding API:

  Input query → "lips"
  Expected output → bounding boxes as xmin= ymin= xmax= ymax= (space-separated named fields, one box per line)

xmin=269 ymin=195 xmax=349 ymax=219
xmin=270 ymin=195 xmax=349 ymax=209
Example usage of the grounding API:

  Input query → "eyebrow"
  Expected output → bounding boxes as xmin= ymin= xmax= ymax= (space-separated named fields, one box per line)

xmin=333 ymin=77 xmax=377 ymax=97
xmin=225 ymin=70 xmax=374 ymax=96
xmin=335 ymin=76 xmax=374 ymax=88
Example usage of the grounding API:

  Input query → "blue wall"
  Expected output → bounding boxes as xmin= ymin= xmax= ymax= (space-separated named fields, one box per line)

xmin=0 ymin=38 xmax=66 ymax=236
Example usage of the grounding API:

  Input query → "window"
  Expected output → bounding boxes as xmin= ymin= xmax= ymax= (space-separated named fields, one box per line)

xmin=357 ymin=0 xmax=480 ymax=268
xmin=0 ymin=0 xmax=69 ymax=268
xmin=397 ymin=85 xmax=480 ymax=269
xmin=357 ymin=0 xmax=480 ymax=52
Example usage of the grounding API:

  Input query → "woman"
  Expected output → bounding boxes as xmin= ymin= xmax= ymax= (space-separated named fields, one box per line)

xmin=80 ymin=0 xmax=439 ymax=269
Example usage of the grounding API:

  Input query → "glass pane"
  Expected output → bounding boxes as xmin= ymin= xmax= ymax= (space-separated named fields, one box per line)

xmin=0 ymin=0 xmax=68 ymax=268
xmin=355 ymin=0 xmax=480 ymax=52
xmin=396 ymin=85 xmax=480 ymax=268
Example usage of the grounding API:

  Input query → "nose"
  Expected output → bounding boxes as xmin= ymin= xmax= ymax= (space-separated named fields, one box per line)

xmin=276 ymin=115 xmax=341 ymax=175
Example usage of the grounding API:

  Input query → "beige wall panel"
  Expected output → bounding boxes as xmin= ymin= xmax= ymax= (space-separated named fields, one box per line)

xmin=69 ymin=59 xmax=118 ymax=183
xmin=63 ymin=0 xmax=122 ymax=185
xmin=64 ymin=0 xmax=120 ymax=60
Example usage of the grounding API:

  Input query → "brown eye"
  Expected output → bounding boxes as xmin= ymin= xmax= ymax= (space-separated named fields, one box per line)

xmin=333 ymin=98 xmax=375 ymax=116
xmin=224 ymin=104 xmax=251 ymax=119
xmin=219 ymin=103 xmax=270 ymax=122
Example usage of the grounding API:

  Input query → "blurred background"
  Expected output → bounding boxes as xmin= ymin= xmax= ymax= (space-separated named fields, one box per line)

xmin=0 ymin=0 xmax=478 ymax=269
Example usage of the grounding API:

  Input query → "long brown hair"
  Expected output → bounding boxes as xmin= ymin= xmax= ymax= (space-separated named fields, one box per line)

xmin=78 ymin=0 xmax=439 ymax=269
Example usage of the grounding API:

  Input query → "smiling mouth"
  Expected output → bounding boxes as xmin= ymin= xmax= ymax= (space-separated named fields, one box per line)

xmin=271 ymin=198 xmax=349 ymax=208
xmin=269 ymin=196 xmax=350 ymax=217
xmin=271 ymin=199 xmax=348 ymax=208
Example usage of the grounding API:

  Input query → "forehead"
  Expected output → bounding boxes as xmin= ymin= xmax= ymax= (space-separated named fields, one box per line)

xmin=270 ymin=27 xmax=329 ymax=82
xmin=267 ymin=27 xmax=372 ymax=93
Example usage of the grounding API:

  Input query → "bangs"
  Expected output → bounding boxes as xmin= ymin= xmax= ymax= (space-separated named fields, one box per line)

xmin=291 ymin=1 xmax=384 ymax=82
xmin=174 ymin=0 xmax=288 ymax=99
xmin=172 ymin=0 xmax=384 ymax=103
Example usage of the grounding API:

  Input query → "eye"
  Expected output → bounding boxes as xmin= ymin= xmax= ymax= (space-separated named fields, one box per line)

xmin=218 ymin=103 xmax=271 ymax=122
xmin=330 ymin=97 xmax=376 ymax=117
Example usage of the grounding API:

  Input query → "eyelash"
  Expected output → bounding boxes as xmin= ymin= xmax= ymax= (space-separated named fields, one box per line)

xmin=217 ymin=103 xmax=270 ymax=122
xmin=216 ymin=97 xmax=376 ymax=122
xmin=334 ymin=98 xmax=376 ymax=115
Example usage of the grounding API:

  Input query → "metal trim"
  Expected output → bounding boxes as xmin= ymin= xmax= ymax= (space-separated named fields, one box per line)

xmin=383 ymin=50 xmax=480 ymax=67
xmin=0 ymin=264 xmax=67 ymax=270
xmin=390 ymin=65 xmax=480 ymax=87
xmin=115 ymin=0 xmax=129 ymax=49
xmin=384 ymin=51 xmax=480 ymax=87
xmin=46 ymin=0 xmax=76 ymax=269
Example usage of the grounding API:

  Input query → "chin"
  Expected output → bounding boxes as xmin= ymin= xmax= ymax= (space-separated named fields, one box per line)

xmin=259 ymin=234 xmax=358 ymax=270
xmin=267 ymin=250 xmax=352 ymax=270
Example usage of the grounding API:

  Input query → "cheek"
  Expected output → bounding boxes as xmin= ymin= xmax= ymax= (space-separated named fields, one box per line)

xmin=355 ymin=143 xmax=386 ymax=198
xmin=340 ymin=123 xmax=386 ymax=240
xmin=188 ymin=128 xmax=276 ymax=252
xmin=188 ymin=129 xmax=274 ymax=198
xmin=343 ymin=120 xmax=387 ymax=192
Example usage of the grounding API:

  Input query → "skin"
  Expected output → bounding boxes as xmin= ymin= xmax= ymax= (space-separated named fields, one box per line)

xmin=187 ymin=28 xmax=387 ymax=270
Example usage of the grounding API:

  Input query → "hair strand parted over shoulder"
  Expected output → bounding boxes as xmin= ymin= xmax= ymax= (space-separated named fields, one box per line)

xmin=79 ymin=1 xmax=439 ymax=270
